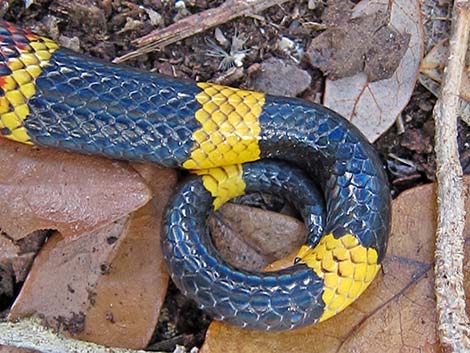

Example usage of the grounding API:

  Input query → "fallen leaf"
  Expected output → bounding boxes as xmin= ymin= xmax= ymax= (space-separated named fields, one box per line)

xmin=8 ymin=166 xmax=176 ymax=349
xmin=309 ymin=2 xmax=410 ymax=82
xmin=210 ymin=203 xmax=305 ymax=270
xmin=323 ymin=0 xmax=424 ymax=142
xmin=420 ymin=39 xmax=448 ymax=84
xmin=0 ymin=139 xmax=151 ymax=240
xmin=419 ymin=38 xmax=470 ymax=100
xmin=200 ymin=176 xmax=470 ymax=353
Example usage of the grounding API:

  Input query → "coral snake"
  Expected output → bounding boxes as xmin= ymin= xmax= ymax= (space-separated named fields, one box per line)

xmin=0 ymin=21 xmax=390 ymax=331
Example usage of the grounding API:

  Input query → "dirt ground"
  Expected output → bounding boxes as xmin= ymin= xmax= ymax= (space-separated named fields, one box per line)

xmin=2 ymin=0 xmax=470 ymax=351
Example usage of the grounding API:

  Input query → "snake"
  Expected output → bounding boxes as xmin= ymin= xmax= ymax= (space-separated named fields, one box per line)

xmin=0 ymin=20 xmax=391 ymax=331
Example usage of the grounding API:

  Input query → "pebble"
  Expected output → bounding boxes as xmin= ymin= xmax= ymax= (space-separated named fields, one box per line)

xmin=249 ymin=57 xmax=311 ymax=97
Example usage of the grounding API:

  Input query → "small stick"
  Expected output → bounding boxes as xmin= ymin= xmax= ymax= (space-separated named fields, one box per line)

xmin=433 ymin=1 xmax=470 ymax=352
xmin=113 ymin=0 xmax=290 ymax=63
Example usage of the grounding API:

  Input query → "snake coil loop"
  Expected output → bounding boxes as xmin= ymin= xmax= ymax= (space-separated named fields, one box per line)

xmin=0 ymin=20 xmax=391 ymax=330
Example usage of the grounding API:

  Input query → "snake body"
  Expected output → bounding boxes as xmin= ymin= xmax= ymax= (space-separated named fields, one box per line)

xmin=0 ymin=21 xmax=391 ymax=330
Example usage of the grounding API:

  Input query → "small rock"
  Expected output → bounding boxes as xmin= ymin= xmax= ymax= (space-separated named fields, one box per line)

xmin=144 ymin=7 xmax=163 ymax=27
xmin=210 ymin=203 xmax=305 ymax=271
xmin=249 ymin=57 xmax=311 ymax=97
xmin=307 ymin=0 xmax=322 ymax=10
xmin=58 ymin=35 xmax=81 ymax=52
xmin=210 ymin=214 xmax=267 ymax=271
xmin=175 ymin=0 xmax=186 ymax=9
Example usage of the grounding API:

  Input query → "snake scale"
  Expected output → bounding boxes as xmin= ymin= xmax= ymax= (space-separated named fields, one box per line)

xmin=0 ymin=21 xmax=391 ymax=330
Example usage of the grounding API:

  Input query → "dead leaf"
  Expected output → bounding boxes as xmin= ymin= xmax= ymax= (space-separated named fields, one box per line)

xmin=8 ymin=166 xmax=176 ymax=350
xmin=0 ymin=139 xmax=151 ymax=240
xmin=200 ymin=176 xmax=470 ymax=353
xmin=210 ymin=203 xmax=305 ymax=271
xmin=420 ymin=39 xmax=470 ymax=102
xmin=309 ymin=3 xmax=410 ymax=82
xmin=323 ymin=0 xmax=424 ymax=142
xmin=420 ymin=39 xmax=449 ymax=83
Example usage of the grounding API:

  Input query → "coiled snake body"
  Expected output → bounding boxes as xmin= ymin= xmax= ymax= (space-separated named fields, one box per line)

xmin=0 ymin=21 xmax=391 ymax=330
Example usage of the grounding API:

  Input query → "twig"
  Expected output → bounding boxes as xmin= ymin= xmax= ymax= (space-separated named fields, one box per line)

xmin=0 ymin=318 xmax=156 ymax=353
xmin=113 ymin=0 xmax=290 ymax=63
xmin=433 ymin=1 xmax=470 ymax=352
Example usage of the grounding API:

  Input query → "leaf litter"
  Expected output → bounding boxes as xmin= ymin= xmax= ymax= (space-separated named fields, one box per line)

xmin=7 ymin=163 xmax=176 ymax=349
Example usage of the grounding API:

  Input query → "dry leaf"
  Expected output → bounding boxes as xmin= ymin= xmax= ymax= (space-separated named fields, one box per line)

xmin=418 ymin=38 xmax=470 ymax=99
xmin=8 ymin=166 xmax=176 ymax=350
xmin=210 ymin=203 xmax=305 ymax=270
xmin=323 ymin=0 xmax=424 ymax=142
xmin=309 ymin=4 xmax=410 ymax=82
xmin=0 ymin=139 xmax=151 ymax=240
xmin=200 ymin=176 xmax=470 ymax=353
xmin=420 ymin=39 xmax=449 ymax=83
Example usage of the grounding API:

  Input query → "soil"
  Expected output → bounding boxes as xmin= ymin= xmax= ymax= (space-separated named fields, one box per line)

xmin=2 ymin=0 xmax=470 ymax=351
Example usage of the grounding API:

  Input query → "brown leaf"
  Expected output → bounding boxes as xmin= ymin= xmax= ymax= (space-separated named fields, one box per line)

xmin=420 ymin=38 xmax=470 ymax=113
xmin=0 ymin=139 xmax=151 ymax=240
xmin=323 ymin=0 xmax=424 ymax=142
xmin=420 ymin=39 xmax=449 ymax=84
xmin=8 ymin=166 xmax=176 ymax=350
xmin=309 ymin=5 xmax=410 ymax=82
xmin=200 ymin=176 xmax=470 ymax=353
xmin=210 ymin=203 xmax=305 ymax=271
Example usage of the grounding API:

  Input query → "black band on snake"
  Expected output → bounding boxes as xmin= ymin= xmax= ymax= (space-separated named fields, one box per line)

xmin=0 ymin=21 xmax=391 ymax=330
